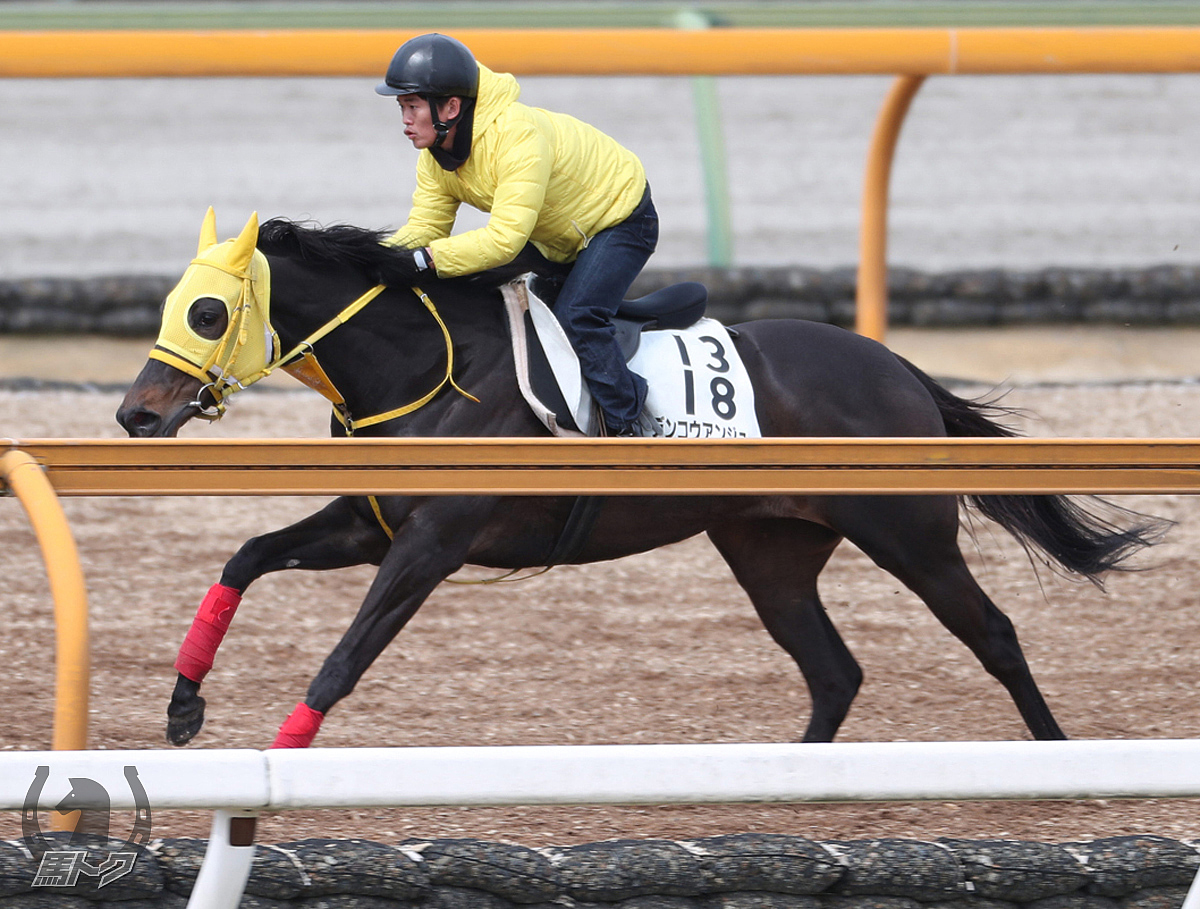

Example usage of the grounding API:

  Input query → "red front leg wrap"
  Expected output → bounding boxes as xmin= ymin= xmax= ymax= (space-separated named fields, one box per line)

xmin=271 ymin=702 xmax=325 ymax=749
xmin=174 ymin=583 xmax=242 ymax=683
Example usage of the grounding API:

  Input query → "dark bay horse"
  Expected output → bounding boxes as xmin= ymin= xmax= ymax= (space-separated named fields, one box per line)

xmin=117 ymin=210 xmax=1164 ymax=749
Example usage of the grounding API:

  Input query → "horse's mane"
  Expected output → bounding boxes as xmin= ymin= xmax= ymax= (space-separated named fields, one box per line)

xmin=257 ymin=217 xmax=568 ymax=289
xmin=257 ymin=218 xmax=410 ymax=285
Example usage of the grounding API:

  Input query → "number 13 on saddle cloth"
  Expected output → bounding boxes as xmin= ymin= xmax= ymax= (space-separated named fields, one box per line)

xmin=502 ymin=280 xmax=761 ymax=439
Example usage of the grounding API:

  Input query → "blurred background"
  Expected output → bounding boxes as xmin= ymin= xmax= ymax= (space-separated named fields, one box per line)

xmin=4 ymin=71 xmax=1199 ymax=277
xmin=2 ymin=1 xmax=1200 ymax=382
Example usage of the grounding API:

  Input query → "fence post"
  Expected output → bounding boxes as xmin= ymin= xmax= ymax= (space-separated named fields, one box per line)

xmin=856 ymin=73 xmax=926 ymax=342
xmin=185 ymin=809 xmax=258 ymax=909
xmin=0 ymin=448 xmax=89 ymax=752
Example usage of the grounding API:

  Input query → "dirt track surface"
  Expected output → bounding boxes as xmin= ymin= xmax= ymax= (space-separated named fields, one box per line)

xmin=3 ymin=377 xmax=1200 ymax=846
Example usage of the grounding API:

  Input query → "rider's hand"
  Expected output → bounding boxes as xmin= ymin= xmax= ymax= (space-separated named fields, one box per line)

xmin=393 ymin=247 xmax=436 ymax=284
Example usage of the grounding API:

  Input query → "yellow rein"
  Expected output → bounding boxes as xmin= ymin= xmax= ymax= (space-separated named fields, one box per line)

xmin=184 ymin=278 xmax=478 ymax=431
xmin=332 ymin=287 xmax=479 ymax=435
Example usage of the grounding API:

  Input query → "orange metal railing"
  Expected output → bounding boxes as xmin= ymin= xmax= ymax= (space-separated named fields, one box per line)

xmin=4 ymin=27 xmax=1200 ymax=78
xmin=0 ymin=449 xmax=89 ymax=752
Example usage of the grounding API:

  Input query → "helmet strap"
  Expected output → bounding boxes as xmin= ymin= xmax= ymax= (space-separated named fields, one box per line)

xmin=428 ymin=95 xmax=463 ymax=148
xmin=429 ymin=95 xmax=476 ymax=171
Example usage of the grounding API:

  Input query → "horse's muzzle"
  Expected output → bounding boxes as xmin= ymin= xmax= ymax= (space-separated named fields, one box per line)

xmin=117 ymin=400 xmax=207 ymax=438
xmin=117 ymin=405 xmax=164 ymax=437
xmin=117 ymin=359 xmax=207 ymax=437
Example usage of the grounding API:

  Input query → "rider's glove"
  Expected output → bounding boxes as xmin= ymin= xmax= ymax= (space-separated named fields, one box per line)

xmin=394 ymin=247 xmax=435 ymax=284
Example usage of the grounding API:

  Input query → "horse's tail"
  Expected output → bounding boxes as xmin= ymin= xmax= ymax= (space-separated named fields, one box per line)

xmin=897 ymin=357 xmax=1169 ymax=584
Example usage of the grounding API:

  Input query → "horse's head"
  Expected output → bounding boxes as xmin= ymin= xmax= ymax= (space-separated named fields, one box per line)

xmin=117 ymin=208 xmax=275 ymax=437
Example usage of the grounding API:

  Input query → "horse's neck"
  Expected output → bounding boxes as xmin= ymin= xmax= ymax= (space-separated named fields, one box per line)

xmin=271 ymin=270 xmax=512 ymax=429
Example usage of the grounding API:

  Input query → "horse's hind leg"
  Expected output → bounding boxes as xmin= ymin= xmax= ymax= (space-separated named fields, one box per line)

xmin=167 ymin=496 xmax=389 ymax=745
xmin=830 ymin=494 xmax=1066 ymax=741
xmin=708 ymin=519 xmax=862 ymax=743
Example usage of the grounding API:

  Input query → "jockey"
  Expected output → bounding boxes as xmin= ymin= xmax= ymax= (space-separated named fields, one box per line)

xmin=376 ymin=33 xmax=661 ymax=437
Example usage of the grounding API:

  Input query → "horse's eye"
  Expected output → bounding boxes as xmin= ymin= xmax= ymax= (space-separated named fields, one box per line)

xmin=187 ymin=298 xmax=229 ymax=340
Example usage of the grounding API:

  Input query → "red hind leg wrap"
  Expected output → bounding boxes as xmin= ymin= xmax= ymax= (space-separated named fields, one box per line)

xmin=271 ymin=702 xmax=325 ymax=749
xmin=174 ymin=583 xmax=242 ymax=683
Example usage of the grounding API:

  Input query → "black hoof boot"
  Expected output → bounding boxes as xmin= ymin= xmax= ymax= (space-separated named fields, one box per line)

xmin=166 ymin=674 xmax=207 ymax=746
xmin=166 ymin=695 xmax=206 ymax=745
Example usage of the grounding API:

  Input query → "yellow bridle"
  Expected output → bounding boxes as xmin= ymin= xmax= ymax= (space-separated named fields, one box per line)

xmin=149 ymin=209 xmax=477 ymax=428
xmin=148 ymin=252 xmax=277 ymax=419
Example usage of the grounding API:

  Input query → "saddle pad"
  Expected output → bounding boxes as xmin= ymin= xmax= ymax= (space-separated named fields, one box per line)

xmin=501 ymin=281 xmax=761 ymax=439
xmin=632 ymin=319 xmax=761 ymax=439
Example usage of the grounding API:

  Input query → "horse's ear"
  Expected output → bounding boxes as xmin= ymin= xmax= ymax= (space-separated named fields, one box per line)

xmin=198 ymin=206 xmax=219 ymax=255
xmin=228 ymin=212 xmax=260 ymax=271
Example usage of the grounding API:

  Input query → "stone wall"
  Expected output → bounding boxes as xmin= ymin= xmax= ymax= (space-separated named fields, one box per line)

xmin=4 ymin=266 xmax=1200 ymax=335
xmin=2 ymin=833 xmax=1197 ymax=909
xmin=632 ymin=266 xmax=1200 ymax=328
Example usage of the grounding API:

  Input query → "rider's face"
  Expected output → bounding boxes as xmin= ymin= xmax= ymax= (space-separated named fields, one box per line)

xmin=397 ymin=94 xmax=459 ymax=150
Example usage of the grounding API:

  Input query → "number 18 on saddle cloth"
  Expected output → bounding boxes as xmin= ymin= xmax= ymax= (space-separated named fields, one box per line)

xmin=631 ymin=321 xmax=761 ymax=439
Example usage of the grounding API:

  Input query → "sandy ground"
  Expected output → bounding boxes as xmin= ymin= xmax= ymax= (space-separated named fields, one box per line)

xmin=3 ymin=344 xmax=1200 ymax=846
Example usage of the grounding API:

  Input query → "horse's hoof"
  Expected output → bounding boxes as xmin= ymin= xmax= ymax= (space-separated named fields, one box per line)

xmin=166 ymin=695 xmax=206 ymax=746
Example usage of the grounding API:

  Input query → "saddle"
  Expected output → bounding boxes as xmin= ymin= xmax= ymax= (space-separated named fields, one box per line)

xmin=612 ymin=282 xmax=709 ymax=359
xmin=503 ymin=279 xmax=712 ymax=436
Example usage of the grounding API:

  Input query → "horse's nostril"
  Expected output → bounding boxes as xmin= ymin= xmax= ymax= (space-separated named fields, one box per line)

xmin=120 ymin=408 xmax=161 ymax=437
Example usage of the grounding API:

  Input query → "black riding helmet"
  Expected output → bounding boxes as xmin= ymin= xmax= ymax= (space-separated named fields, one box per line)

xmin=376 ymin=34 xmax=479 ymax=163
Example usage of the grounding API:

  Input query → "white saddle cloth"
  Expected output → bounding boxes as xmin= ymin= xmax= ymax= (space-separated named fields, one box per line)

xmin=501 ymin=280 xmax=761 ymax=439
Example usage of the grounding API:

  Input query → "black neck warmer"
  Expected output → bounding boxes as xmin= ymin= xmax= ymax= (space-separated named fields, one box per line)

xmin=431 ymin=96 xmax=477 ymax=171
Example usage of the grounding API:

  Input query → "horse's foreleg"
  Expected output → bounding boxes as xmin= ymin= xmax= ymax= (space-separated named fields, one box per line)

xmin=167 ymin=497 xmax=390 ymax=746
xmin=166 ymin=582 xmax=241 ymax=745
xmin=708 ymin=518 xmax=861 ymax=743
xmin=270 ymin=498 xmax=491 ymax=749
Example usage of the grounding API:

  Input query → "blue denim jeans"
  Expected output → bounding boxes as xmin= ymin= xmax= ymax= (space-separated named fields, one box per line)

xmin=531 ymin=187 xmax=659 ymax=433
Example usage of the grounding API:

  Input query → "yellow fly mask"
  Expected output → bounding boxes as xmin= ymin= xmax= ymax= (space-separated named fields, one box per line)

xmin=148 ymin=207 xmax=474 ymax=429
xmin=149 ymin=208 xmax=276 ymax=418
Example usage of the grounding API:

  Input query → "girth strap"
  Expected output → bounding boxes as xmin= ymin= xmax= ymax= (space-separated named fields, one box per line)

xmin=368 ymin=490 xmax=604 ymax=576
xmin=543 ymin=495 xmax=606 ymax=566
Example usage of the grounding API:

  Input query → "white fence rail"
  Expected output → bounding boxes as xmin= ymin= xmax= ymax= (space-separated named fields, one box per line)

xmin=4 ymin=741 xmax=1200 ymax=909
xmin=10 ymin=740 xmax=1200 ymax=811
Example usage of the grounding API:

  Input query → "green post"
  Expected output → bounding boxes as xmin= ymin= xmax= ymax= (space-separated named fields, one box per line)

xmin=675 ymin=8 xmax=734 ymax=267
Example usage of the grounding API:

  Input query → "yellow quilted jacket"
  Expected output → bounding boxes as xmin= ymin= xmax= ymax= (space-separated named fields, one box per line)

xmin=389 ymin=64 xmax=647 ymax=277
